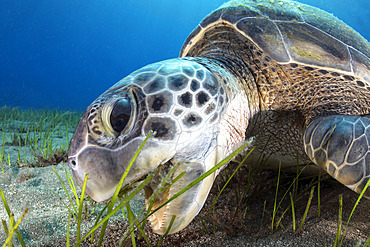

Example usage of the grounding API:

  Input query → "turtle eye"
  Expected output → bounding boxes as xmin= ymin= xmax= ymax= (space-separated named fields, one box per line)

xmin=110 ymin=98 xmax=131 ymax=133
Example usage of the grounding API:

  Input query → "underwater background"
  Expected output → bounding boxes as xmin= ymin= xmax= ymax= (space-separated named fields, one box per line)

xmin=0 ymin=0 xmax=369 ymax=111
xmin=1 ymin=1 xmax=370 ymax=246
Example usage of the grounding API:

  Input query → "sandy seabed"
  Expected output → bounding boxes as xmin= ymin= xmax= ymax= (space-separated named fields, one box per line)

xmin=0 ymin=158 xmax=369 ymax=246
xmin=0 ymin=118 xmax=368 ymax=246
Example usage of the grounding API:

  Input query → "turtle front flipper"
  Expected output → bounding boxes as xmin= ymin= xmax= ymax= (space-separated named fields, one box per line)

xmin=304 ymin=115 xmax=370 ymax=198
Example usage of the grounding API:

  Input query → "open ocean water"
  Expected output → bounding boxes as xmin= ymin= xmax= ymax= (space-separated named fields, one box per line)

xmin=0 ymin=0 xmax=369 ymax=110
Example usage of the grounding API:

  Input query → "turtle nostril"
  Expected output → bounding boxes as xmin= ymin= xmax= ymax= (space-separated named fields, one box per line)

xmin=68 ymin=157 xmax=77 ymax=169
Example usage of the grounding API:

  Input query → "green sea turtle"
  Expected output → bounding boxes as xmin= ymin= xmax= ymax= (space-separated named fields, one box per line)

xmin=68 ymin=0 xmax=370 ymax=235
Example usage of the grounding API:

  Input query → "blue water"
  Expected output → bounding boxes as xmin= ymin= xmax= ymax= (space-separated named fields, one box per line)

xmin=0 ymin=0 xmax=369 ymax=111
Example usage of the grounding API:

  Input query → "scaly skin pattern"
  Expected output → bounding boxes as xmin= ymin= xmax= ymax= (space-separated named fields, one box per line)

xmin=181 ymin=0 xmax=370 ymax=194
xmin=68 ymin=58 xmax=250 ymax=234
xmin=69 ymin=0 xmax=370 ymax=235
xmin=304 ymin=116 xmax=370 ymax=197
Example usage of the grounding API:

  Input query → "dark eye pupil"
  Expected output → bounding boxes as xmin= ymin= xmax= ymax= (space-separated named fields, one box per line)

xmin=110 ymin=98 xmax=131 ymax=133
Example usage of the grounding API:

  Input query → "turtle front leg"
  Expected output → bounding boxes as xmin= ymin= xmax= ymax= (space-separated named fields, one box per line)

xmin=304 ymin=115 xmax=370 ymax=198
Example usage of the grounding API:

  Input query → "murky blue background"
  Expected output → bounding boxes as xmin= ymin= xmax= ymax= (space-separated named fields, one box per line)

xmin=1 ymin=0 xmax=369 ymax=110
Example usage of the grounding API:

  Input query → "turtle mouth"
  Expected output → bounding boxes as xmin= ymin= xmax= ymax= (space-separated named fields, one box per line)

xmin=115 ymin=159 xmax=180 ymax=234
xmin=143 ymin=160 xmax=175 ymax=225
xmin=108 ymin=161 xmax=172 ymax=204
xmin=118 ymin=158 xmax=212 ymax=235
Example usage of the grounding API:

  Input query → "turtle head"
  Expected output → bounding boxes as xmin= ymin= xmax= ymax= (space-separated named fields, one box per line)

xmin=68 ymin=58 xmax=235 ymax=234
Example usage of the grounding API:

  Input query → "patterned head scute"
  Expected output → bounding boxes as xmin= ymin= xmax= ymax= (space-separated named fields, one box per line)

xmin=143 ymin=117 xmax=177 ymax=141
xmin=182 ymin=112 xmax=203 ymax=128
xmin=190 ymin=80 xmax=200 ymax=92
xmin=178 ymin=92 xmax=192 ymax=108
xmin=143 ymin=76 xmax=166 ymax=94
xmin=147 ymin=91 xmax=173 ymax=113
xmin=111 ymin=58 xmax=227 ymax=140
xmin=71 ymin=58 xmax=227 ymax=148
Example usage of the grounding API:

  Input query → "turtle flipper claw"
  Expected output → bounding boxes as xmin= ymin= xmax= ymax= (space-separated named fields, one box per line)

xmin=304 ymin=115 xmax=370 ymax=198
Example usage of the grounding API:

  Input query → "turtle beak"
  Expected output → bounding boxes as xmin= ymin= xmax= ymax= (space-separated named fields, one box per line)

xmin=68 ymin=138 xmax=177 ymax=203
xmin=144 ymin=159 xmax=217 ymax=234
xmin=68 ymin=145 xmax=127 ymax=202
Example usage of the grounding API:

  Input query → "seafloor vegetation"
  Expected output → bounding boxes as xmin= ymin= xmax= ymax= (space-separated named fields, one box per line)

xmin=0 ymin=106 xmax=81 ymax=170
xmin=0 ymin=106 xmax=369 ymax=246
